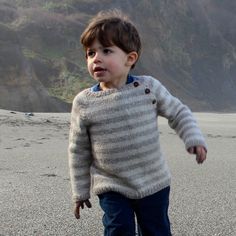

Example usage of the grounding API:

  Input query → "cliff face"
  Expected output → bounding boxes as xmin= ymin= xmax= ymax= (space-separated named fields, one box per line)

xmin=0 ymin=0 xmax=236 ymax=112
xmin=132 ymin=0 xmax=236 ymax=111
xmin=0 ymin=1 xmax=71 ymax=112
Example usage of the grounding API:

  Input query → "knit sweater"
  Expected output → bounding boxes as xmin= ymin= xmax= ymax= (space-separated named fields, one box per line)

xmin=68 ymin=75 xmax=207 ymax=202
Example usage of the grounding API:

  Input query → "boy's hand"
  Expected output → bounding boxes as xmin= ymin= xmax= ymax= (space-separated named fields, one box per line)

xmin=188 ymin=146 xmax=207 ymax=164
xmin=74 ymin=199 xmax=92 ymax=219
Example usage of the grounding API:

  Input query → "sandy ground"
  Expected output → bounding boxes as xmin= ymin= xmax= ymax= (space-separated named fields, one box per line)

xmin=0 ymin=109 xmax=235 ymax=236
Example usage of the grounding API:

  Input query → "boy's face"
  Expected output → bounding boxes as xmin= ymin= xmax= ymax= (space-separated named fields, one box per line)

xmin=86 ymin=40 xmax=137 ymax=89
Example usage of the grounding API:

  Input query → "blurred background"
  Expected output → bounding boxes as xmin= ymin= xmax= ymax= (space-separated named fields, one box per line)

xmin=1 ymin=0 xmax=236 ymax=112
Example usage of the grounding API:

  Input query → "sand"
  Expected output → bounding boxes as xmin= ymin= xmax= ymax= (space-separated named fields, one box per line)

xmin=0 ymin=109 xmax=235 ymax=236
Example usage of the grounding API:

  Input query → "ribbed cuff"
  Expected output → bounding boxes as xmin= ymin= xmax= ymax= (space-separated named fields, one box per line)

xmin=73 ymin=193 xmax=90 ymax=203
xmin=185 ymin=139 xmax=207 ymax=152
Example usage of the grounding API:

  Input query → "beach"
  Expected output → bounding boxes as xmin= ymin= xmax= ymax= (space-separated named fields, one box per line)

xmin=0 ymin=109 xmax=235 ymax=236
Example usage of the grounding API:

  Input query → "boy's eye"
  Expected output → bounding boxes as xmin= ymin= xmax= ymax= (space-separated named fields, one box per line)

xmin=87 ymin=50 xmax=95 ymax=58
xmin=103 ymin=48 xmax=112 ymax=54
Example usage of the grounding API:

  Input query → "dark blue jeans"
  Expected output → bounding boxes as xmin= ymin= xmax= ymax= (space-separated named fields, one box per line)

xmin=98 ymin=186 xmax=171 ymax=236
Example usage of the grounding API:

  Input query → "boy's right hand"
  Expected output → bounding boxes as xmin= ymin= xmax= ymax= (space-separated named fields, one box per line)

xmin=74 ymin=199 xmax=92 ymax=219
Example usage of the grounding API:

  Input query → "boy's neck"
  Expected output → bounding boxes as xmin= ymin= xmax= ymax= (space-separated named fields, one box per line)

xmin=91 ymin=75 xmax=134 ymax=92
xmin=99 ymin=75 xmax=129 ymax=90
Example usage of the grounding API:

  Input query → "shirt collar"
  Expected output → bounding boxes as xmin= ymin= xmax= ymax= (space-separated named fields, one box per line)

xmin=91 ymin=74 xmax=134 ymax=92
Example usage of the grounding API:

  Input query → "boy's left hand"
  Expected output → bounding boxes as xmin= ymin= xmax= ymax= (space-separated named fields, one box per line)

xmin=188 ymin=146 xmax=207 ymax=164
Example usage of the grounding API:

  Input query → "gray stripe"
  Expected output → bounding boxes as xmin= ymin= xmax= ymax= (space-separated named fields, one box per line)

xmin=93 ymin=133 xmax=158 ymax=157
xmin=69 ymin=161 xmax=90 ymax=169
xmin=90 ymin=106 xmax=156 ymax=125
xmin=93 ymin=144 xmax=161 ymax=165
xmin=93 ymin=133 xmax=158 ymax=154
xmin=169 ymin=115 xmax=194 ymax=131
xmin=73 ymin=172 xmax=90 ymax=180
xmin=113 ymin=157 xmax=165 ymax=177
xmin=92 ymin=125 xmax=158 ymax=144
xmin=94 ymin=150 xmax=162 ymax=175
xmin=69 ymin=137 xmax=90 ymax=147
xmin=178 ymin=123 xmax=198 ymax=138
xmin=88 ymin=93 xmax=152 ymax=115
xmin=177 ymin=116 xmax=196 ymax=130
xmin=75 ymin=181 xmax=90 ymax=190
xmin=69 ymin=145 xmax=91 ymax=155
xmin=90 ymin=114 xmax=157 ymax=135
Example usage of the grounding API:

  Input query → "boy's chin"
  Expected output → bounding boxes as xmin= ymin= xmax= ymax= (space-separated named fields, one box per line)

xmin=94 ymin=77 xmax=108 ymax=83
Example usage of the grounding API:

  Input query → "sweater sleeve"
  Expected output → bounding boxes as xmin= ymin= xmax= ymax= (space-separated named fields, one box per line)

xmin=68 ymin=95 xmax=92 ymax=202
xmin=152 ymin=78 xmax=207 ymax=151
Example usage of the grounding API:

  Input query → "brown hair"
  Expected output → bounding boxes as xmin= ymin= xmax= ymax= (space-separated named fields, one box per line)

xmin=80 ymin=9 xmax=142 ymax=69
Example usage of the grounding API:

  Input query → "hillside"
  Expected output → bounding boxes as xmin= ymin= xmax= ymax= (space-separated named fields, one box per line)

xmin=0 ymin=0 xmax=236 ymax=112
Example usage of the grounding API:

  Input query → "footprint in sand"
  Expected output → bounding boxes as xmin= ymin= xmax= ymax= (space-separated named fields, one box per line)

xmin=40 ymin=137 xmax=50 ymax=140
xmin=5 ymin=146 xmax=16 ymax=149
xmin=23 ymin=143 xmax=31 ymax=147
xmin=15 ymin=138 xmax=25 ymax=141
xmin=16 ymin=171 xmax=28 ymax=174
xmin=40 ymin=174 xmax=57 ymax=177
xmin=207 ymin=134 xmax=236 ymax=139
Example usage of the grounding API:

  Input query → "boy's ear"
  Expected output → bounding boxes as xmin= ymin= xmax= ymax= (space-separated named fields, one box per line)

xmin=126 ymin=51 xmax=138 ymax=67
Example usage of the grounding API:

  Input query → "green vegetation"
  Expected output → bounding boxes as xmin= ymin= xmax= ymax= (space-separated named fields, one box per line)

xmin=41 ymin=47 xmax=67 ymax=61
xmin=22 ymin=48 xmax=39 ymax=59
xmin=42 ymin=1 xmax=74 ymax=13
xmin=48 ymin=71 xmax=94 ymax=102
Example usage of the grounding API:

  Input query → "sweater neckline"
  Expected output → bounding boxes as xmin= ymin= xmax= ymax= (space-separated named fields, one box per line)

xmin=85 ymin=76 xmax=140 ymax=97
xmin=91 ymin=74 xmax=134 ymax=92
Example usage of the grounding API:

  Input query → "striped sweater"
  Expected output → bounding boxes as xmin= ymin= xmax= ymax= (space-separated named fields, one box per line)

xmin=68 ymin=75 xmax=207 ymax=202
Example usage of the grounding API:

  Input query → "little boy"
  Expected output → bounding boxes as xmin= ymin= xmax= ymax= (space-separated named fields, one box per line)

xmin=68 ymin=9 xmax=207 ymax=236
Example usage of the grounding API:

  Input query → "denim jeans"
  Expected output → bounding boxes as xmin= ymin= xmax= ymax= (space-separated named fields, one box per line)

xmin=98 ymin=186 xmax=171 ymax=236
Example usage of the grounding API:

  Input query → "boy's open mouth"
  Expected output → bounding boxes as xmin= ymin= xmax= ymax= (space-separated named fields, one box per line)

xmin=93 ymin=67 xmax=107 ymax=72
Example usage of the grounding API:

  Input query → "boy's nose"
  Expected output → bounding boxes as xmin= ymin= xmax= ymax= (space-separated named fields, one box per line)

xmin=93 ymin=53 xmax=102 ymax=63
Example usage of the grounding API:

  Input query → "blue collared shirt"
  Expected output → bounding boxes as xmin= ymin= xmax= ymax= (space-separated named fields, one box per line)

xmin=91 ymin=74 xmax=134 ymax=92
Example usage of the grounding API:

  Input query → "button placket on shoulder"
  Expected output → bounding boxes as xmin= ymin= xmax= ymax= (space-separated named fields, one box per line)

xmin=143 ymin=87 xmax=157 ymax=106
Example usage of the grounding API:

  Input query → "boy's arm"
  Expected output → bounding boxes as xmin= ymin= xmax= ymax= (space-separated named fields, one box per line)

xmin=68 ymin=97 xmax=92 ymax=205
xmin=154 ymin=79 xmax=207 ymax=157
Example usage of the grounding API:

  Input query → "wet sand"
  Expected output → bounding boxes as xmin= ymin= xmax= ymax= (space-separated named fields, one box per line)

xmin=0 ymin=109 xmax=235 ymax=235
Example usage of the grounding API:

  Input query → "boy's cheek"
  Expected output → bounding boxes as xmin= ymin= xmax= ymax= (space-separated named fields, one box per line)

xmin=87 ymin=64 xmax=93 ymax=74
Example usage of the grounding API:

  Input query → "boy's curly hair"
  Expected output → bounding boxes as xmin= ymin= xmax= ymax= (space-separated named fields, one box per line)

xmin=80 ymin=9 xmax=142 ymax=69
